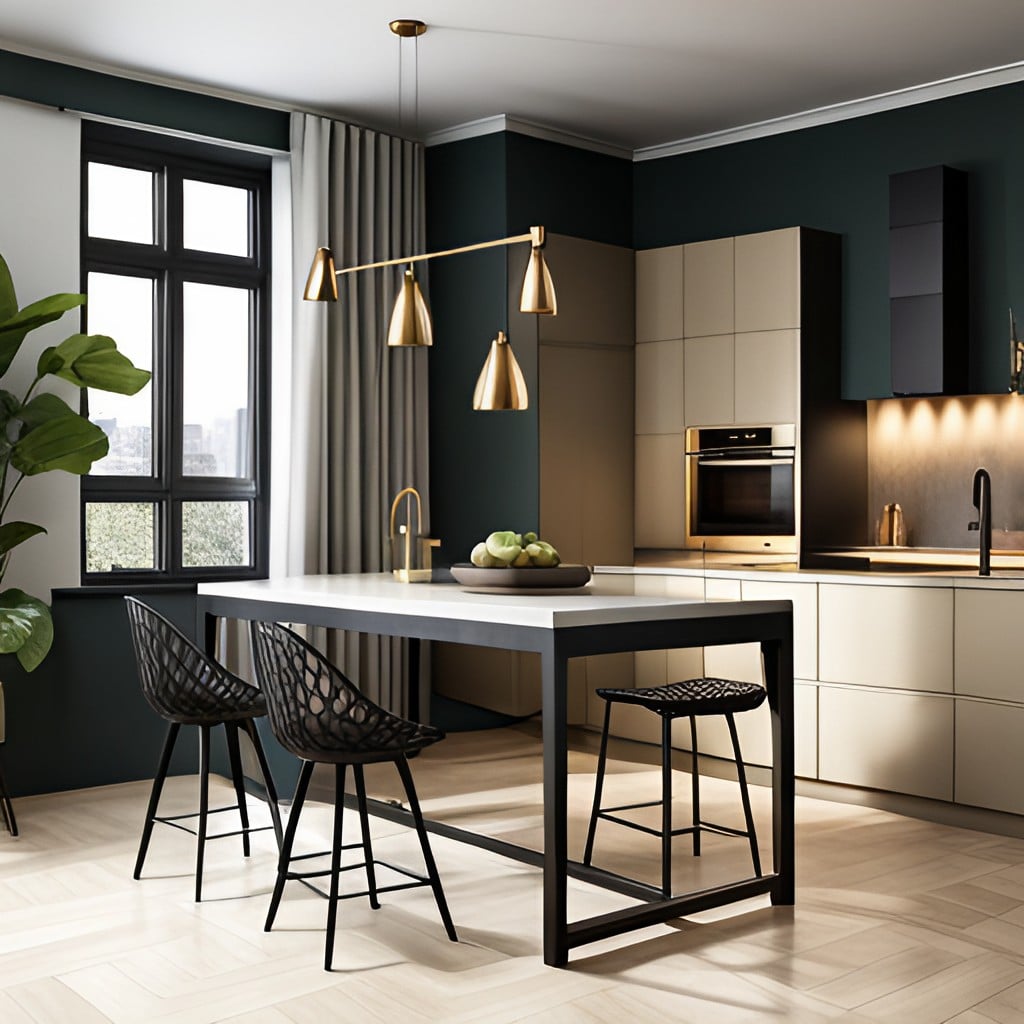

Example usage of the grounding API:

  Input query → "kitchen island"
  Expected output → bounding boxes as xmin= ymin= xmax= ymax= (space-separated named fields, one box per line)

xmin=196 ymin=571 xmax=794 ymax=967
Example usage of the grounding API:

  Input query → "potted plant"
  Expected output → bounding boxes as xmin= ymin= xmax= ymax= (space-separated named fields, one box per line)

xmin=0 ymin=252 xmax=151 ymax=671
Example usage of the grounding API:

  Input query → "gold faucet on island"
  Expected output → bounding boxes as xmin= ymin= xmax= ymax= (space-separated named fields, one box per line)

xmin=389 ymin=486 xmax=440 ymax=583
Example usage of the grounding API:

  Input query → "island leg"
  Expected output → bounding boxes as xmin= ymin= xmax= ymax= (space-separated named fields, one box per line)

xmin=541 ymin=637 xmax=569 ymax=967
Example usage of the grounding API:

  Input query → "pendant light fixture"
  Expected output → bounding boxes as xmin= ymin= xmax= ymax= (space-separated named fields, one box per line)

xmin=386 ymin=20 xmax=432 ymax=348
xmin=301 ymin=19 xmax=560 ymax=408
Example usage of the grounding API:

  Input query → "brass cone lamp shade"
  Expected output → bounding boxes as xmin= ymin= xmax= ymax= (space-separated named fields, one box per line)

xmin=520 ymin=246 xmax=557 ymax=315
xmin=472 ymin=330 xmax=528 ymax=411
xmin=387 ymin=267 xmax=434 ymax=347
xmin=303 ymin=247 xmax=338 ymax=302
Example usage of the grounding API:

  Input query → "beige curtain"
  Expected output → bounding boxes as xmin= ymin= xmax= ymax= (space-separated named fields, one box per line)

xmin=285 ymin=112 xmax=430 ymax=714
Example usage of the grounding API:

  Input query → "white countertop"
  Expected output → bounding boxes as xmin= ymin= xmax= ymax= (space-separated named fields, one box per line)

xmin=197 ymin=572 xmax=791 ymax=630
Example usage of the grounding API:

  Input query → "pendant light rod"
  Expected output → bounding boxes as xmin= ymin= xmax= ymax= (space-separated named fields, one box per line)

xmin=330 ymin=227 xmax=545 ymax=278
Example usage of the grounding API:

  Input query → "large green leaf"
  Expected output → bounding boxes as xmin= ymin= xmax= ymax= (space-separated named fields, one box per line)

xmin=11 ymin=413 xmax=109 ymax=475
xmin=44 ymin=333 xmax=152 ymax=396
xmin=0 ymin=522 xmax=46 ymax=558
xmin=17 ymin=391 xmax=77 ymax=432
xmin=0 ymin=254 xmax=16 ymax=323
xmin=0 ymin=292 xmax=85 ymax=377
xmin=0 ymin=588 xmax=53 ymax=671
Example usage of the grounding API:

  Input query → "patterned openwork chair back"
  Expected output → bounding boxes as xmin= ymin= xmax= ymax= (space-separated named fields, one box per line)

xmin=249 ymin=619 xmax=443 ymax=764
xmin=125 ymin=596 xmax=266 ymax=724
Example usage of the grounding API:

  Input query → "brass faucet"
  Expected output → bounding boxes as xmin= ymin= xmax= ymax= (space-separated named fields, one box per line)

xmin=389 ymin=486 xmax=439 ymax=583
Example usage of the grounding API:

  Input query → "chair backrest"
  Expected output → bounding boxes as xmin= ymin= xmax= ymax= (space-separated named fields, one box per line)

xmin=249 ymin=619 xmax=393 ymax=760
xmin=124 ymin=596 xmax=261 ymax=723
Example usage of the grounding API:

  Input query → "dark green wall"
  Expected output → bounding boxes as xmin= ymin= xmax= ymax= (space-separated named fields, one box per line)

xmin=425 ymin=131 xmax=633 ymax=563
xmin=634 ymin=82 xmax=1024 ymax=398
xmin=0 ymin=48 xmax=288 ymax=150
xmin=2 ymin=589 xmax=298 ymax=799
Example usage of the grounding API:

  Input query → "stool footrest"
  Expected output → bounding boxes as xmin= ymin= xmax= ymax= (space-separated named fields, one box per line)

xmin=154 ymin=807 xmax=275 ymax=843
xmin=596 ymin=809 xmax=754 ymax=842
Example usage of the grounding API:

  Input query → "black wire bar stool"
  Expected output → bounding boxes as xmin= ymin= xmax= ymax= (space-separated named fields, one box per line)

xmin=249 ymin=619 xmax=457 ymax=971
xmin=125 ymin=597 xmax=284 ymax=901
xmin=583 ymin=677 xmax=767 ymax=898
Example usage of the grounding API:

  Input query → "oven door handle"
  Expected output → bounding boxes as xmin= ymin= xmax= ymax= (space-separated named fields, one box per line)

xmin=696 ymin=456 xmax=794 ymax=467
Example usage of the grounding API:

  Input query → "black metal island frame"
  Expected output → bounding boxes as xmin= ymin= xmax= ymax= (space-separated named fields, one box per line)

xmin=196 ymin=571 xmax=794 ymax=967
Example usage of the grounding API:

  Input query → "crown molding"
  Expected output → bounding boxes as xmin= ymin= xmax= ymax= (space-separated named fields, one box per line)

xmin=634 ymin=60 xmax=1024 ymax=162
xmin=425 ymin=114 xmax=633 ymax=160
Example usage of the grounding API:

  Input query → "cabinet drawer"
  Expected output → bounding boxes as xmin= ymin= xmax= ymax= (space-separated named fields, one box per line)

xmin=819 ymin=583 xmax=952 ymax=691
xmin=954 ymin=588 xmax=1024 ymax=700
xmin=818 ymin=685 xmax=952 ymax=800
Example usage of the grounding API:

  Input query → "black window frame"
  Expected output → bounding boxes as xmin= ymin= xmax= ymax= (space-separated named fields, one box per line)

xmin=80 ymin=121 xmax=271 ymax=585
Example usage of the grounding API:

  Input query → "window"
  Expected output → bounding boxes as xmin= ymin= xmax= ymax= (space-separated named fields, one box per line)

xmin=81 ymin=123 xmax=270 ymax=583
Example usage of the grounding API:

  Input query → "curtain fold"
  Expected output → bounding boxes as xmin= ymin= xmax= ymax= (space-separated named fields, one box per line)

xmin=282 ymin=112 xmax=430 ymax=714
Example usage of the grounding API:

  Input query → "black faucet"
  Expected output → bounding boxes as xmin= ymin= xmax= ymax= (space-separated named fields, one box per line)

xmin=968 ymin=467 xmax=992 ymax=576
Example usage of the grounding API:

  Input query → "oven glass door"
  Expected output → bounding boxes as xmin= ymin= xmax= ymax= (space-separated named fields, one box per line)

xmin=692 ymin=457 xmax=795 ymax=537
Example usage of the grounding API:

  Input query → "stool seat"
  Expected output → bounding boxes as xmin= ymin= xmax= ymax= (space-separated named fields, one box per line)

xmin=596 ymin=678 xmax=766 ymax=717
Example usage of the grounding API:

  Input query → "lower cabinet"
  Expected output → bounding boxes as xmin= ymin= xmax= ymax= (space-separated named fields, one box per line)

xmin=955 ymin=698 xmax=1024 ymax=815
xmin=818 ymin=685 xmax=953 ymax=801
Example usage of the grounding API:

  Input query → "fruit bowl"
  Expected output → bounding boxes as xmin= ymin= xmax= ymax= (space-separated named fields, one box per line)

xmin=449 ymin=563 xmax=591 ymax=590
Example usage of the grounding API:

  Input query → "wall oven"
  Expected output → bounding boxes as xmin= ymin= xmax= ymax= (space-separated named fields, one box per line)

xmin=684 ymin=424 xmax=797 ymax=554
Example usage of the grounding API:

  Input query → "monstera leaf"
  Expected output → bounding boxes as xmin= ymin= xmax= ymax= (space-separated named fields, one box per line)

xmin=0 ymin=252 xmax=151 ymax=670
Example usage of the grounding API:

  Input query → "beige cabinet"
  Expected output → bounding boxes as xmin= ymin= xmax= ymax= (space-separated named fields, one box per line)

xmin=955 ymin=698 xmax=1024 ymax=814
xmin=734 ymin=329 xmax=799 ymax=425
xmin=636 ymin=338 xmax=685 ymax=435
xmin=635 ymin=245 xmax=683 ymax=343
xmin=818 ymin=582 xmax=953 ymax=691
xmin=684 ymin=237 xmax=734 ymax=338
xmin=634 ymin=433 xmax=685 ymax=548
xmin=684 ymin=335 xmax=734 ymax=426
xmin=818 ymin=685 xmax=953 ymax=801
xmin=954 ymin=588 xmax=1024 ymax=700
xmin=735 ymin=228 xmax=801 ymax=333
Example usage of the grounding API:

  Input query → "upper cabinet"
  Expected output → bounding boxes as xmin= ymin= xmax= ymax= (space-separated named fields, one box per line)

xmin=684 ymin=237 xmax=733 ymax=337
xmin=888 ymin=165 xmax=968 ymax=396
xmin=735 ymin=229 xmax=801 ymax=333
xmin=635 ymin=245 xmax=683 ymax=343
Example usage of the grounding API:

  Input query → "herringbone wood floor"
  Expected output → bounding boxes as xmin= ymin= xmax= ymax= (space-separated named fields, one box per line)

xmin=4 ymin=724 xmax=1024 ymax=1023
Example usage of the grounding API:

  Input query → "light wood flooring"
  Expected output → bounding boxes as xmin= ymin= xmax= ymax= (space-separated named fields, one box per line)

xmin=5 ymin=723 xmax=1024 ymax=1023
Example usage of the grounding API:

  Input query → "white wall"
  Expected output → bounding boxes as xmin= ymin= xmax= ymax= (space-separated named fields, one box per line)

xmin=0 ymin=97 xmax=82 ymax=600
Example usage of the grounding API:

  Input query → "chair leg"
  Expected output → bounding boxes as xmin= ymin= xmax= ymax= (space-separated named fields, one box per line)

xmin=224 ymin=721 xmax=252 ymax=858
xmin=325 ymin=763 xmax=348 ymax=971
xmin=583 ymin=700 xmax=612 ymax=866
xmin=195 ymin=724 xmax=212 ymax=902
xmin=0 ymin=747 xmax=18 ymax=838
xmin=689 ymin=716 xmax=701 ymax=858
xmin=395 ymin=755 xmax=457 ymax=942
xmin=266 ymin=759 xmax=314 ymax=932
xmin=661 ymin=714 xmax=674 ymax=898
xmin=353 ymin=765 xmax=380 ymax=910
xmin=726 ymin=712 xmax=762 ymax=877
xmin=135 ymin=721 xmax=180 ymax=880
xmin=241 ymin=717 xmax=284 ymax=851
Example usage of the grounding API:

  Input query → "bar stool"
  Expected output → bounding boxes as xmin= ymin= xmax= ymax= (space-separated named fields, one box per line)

xmin=249 ymin=619 xmax=457 ymax=971
xmin=125 ymin=597 xmax=284 ymax=901
xmin=583 ymin=677 xmax=766 ymax=897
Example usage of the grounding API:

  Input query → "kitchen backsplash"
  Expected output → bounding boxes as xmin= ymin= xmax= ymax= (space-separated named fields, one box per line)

xmin=867 ymin=394 xmax=1024 ymax=548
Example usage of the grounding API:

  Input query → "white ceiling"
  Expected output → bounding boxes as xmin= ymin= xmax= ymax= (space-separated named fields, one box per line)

xmin=3 ymin=1 xmax=1024 ymax=153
